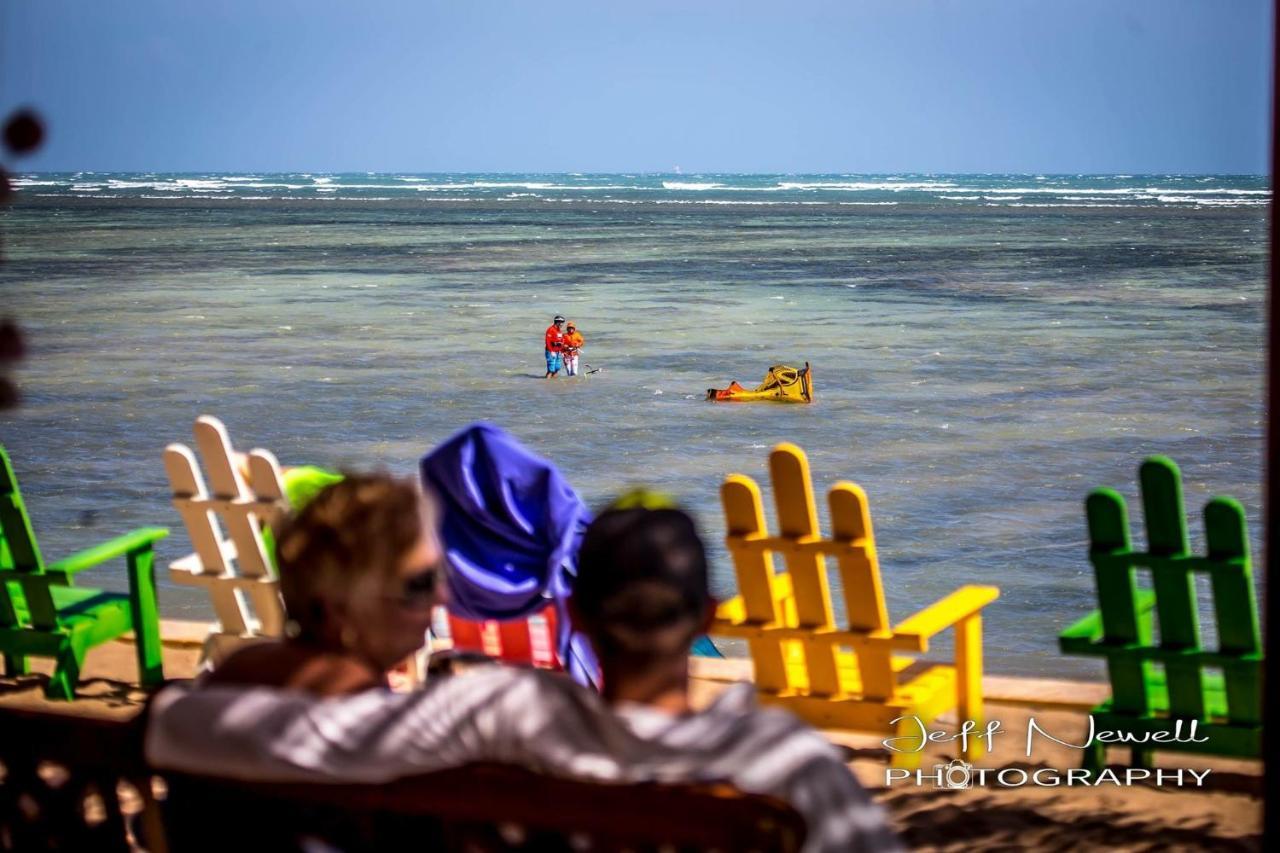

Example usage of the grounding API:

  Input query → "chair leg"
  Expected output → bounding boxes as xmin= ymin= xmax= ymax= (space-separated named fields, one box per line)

xmin=45 ymin=640 xmax=85 ymax=700
xmin=127 ymin=545 xmax=165 ymax=687
xmin=954 ymin=614 xmax=985 ymax=763
xmin=3 ymin=652 xmax=29 ymax=676
xmin=1130 ymin=747 xmax=1154 ymax=769
xmin=889 ymin=715 xmax=928 ymax=770
xmin=1081 ymin=740 xmax=1106 ymax=781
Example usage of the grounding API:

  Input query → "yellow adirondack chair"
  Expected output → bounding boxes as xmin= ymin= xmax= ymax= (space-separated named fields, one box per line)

xmin=710 ymin=443 xmax=999 ymax=768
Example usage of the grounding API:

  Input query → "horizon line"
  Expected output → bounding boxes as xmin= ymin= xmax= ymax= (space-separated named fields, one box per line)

xmin=14 ymin=169 xmax=1272 ymax=178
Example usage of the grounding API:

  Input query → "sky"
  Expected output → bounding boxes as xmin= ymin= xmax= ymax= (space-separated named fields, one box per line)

xmin=0 ymin=0 xmax=1273 ymax=174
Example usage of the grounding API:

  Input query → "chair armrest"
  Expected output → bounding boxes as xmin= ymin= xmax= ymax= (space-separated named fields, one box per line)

xmin=892 ymin=585 xmax=999 ymax=651
xmin=48 ymin=527 xmax=170 ymax=578
xmin=1058 ymin=588 xmax=1156 ymax=655
xmin=715 ymin=594 xmax=748 ymax=623
xmin=1058 ymin=609 xmax=1104 ymax=652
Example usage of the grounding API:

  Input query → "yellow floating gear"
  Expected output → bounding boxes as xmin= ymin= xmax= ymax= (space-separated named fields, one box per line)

xmin=707 ymin=362 xmax=813 ymax=403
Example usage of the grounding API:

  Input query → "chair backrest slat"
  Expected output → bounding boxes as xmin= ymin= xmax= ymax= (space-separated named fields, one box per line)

xmin=0 ymin=447 xmax=45 ymax=573
xmin=767 ymin=445 xmax=840 ymax=697
xmin=1086 ymin=489 xmax=1152 ymax=716
xmin=721 ymin=475 xmax=791 ymax=694
xmin=163 ymin=444 xmax=230 ymax=575
xmin=0 ymin=446 xmax=55 ymax=633
xmin=827 ymin=482 xmax=889 ymax=634
xmin=193 ymin=417 xmax=271 ymax=578
xmin=827 ymin=482 xmax=895 ymax=701
xmin=1204 ymin=496 xmax=1261 ymax=725
xmin=1140 ymin=459 xmax=1206 ymax=719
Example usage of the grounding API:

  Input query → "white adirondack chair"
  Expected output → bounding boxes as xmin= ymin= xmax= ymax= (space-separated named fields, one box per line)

xmin=164 ymin=415 xmax=429 ymax=686
xmin=164 ymin=415 xmax=289 ymax=665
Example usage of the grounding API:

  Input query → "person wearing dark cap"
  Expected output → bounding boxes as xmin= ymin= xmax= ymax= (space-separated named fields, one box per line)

xmin=147 ymin=495 xmax=901 ymax=853
xmin=544 ymin=315 xmax=567 ymax=378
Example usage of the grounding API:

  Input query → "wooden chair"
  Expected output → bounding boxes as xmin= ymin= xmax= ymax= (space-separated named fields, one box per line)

xmin=0 ymin=445 xmax=168 ymax=700
xmin=710 ymin=442 xmax=999 ymax=768
xmin=163 ymin=415 xmax=292 ymax=665
xmin=165 ymin=415 xmax=428 ymax=686
xmin=1059 ymin=456 xmax=1262 ymax=770
xmin=0 ymin=705 xmax=806 ymax=853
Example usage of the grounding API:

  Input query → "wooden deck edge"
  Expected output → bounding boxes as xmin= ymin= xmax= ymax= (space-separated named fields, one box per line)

xmin=687 ymin=656 xmax=1108 ymax=711
xmin=129 ymin=622 xmax=1108 ymax=710
xmin=124 ymin=618 xmax=214 ymax=649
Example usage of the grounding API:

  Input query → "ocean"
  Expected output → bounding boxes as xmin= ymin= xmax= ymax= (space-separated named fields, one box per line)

xmin=0 ymin=172 xmax=1267 ymax=678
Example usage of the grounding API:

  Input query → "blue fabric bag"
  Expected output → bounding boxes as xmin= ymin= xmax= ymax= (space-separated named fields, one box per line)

xmin=420 ymin=422 xmax=599 ymax=686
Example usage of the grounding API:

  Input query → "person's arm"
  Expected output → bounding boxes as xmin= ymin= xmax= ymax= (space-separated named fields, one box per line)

xmin=145 ymin=666 xmax=525 ymax=783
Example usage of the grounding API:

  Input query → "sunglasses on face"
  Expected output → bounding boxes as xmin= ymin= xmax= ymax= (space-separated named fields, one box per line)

xmin=388 ymin=561 xmax=445 ymax=609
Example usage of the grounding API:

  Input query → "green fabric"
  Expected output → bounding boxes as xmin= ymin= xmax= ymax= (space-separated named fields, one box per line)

xmin=284 ymin=466 xmax=345 ymax=509
xmin=263 ymin=466 xmax=344 ymax=571
xmin=608 ymin=488 xmax=679 ymax=511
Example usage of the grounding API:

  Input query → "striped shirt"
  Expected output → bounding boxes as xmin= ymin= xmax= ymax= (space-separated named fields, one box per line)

xmin=146 ymin=665 xmax=901 ymax=853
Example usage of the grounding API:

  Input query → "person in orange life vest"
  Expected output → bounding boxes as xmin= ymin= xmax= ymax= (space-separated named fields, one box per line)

xmin=562 ymin=321 xmax=585 ymax=377
xmin=544 ymin=314 xmax=566 ymax=378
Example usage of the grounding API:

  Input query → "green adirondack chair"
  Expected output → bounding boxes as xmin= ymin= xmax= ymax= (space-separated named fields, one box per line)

xmin=0 ymin=446 xmax=169 ymax=699
xmin=1059 ymin=456 xmax=1262 ymax=771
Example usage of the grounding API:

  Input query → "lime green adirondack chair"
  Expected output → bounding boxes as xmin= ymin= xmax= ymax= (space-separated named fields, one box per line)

xmin=0 ymin=446 xmax=169 ymax=699
xmin=1059 ymin=456 xmax=1262 ymax=770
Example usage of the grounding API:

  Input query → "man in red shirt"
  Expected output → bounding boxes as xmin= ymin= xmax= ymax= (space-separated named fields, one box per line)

xmin=544 ymin=315 xmax=566 ymax=378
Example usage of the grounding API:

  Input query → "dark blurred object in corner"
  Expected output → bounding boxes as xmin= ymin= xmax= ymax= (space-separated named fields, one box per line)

xmin=4 ymin=110 xmax=45 ymax=155
xmin=0 ymin=319 xmax=23 ymax=409
xmin=1 ymin=108 xmax=44 ymax=410
xmin=0 ymin=319 xmax=24 ymax=361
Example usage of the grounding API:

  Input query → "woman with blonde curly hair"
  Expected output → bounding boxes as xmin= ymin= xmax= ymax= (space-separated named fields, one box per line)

xmin=205 ymin=472 xmax=446 ymax=695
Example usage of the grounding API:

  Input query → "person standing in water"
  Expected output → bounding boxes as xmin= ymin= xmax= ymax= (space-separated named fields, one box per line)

xmin=544 ymin=315 xmax=566 ymax=378
xmin=562 ymin=321 xmax=584 ymax=377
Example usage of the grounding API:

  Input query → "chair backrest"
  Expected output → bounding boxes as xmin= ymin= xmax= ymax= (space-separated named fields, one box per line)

xmin=0 ymin=705 xmax=806 ymax=853
xmin=719 ymin=442 xmax=898 ymax=699
xmin=0 ymin=445 xmax=58 ymax=631
xmin=1085 ymin=455 xmax=1261 ymax=725
xmin=164 ymin=416 xmax=289 ymax=637
xmin=161 ymin=764 xmax=805 ymax=852
xmin=446 ymin=604 xmax=561 ymax=669
xmin=0 ymin=445 xmax=44 ymax=573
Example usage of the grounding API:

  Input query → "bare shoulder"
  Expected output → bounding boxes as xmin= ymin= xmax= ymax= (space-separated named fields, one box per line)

xmin=204 ymin=642 xmax=384 ymax=696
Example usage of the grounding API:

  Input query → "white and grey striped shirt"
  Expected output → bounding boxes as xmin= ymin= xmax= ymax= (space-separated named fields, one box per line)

xmin=146 ymin=666 xmax=901 ymax=853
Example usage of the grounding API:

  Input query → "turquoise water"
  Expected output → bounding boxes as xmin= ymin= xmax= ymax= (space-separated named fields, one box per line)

xmin=0 ymin=173 xmax=1267 ymax=678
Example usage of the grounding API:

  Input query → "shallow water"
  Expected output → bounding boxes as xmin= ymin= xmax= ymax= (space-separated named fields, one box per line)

xmin=0 ymin=173 xmax=1267 ymax=678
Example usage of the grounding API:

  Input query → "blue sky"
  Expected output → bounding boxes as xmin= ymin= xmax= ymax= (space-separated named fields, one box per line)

xmin=1 ymin=0 xmax=1272 ymax=174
